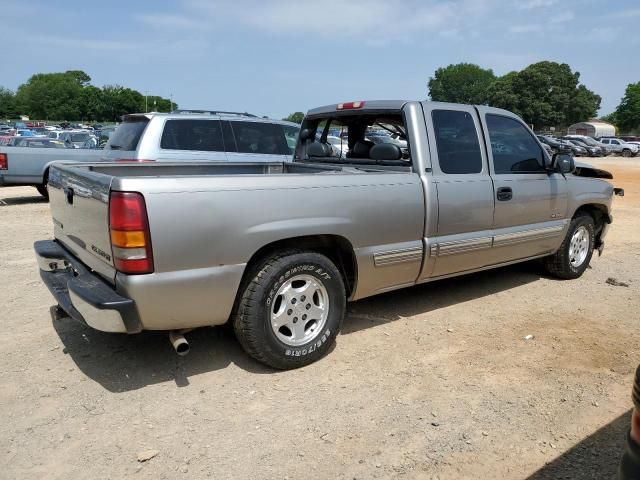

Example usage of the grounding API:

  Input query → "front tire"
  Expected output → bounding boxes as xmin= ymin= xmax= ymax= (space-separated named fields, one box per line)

xmin=622 ymin=149 xmax=632 ymax=158
xmin=233 ymin=250 xmax=346 ymax=369
xmin=544 ymin=213 xmax=595 ymax=279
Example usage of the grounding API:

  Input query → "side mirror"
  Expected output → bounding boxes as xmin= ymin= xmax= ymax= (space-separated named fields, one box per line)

xmin=553 ymin=153 xmax=574 ymax=174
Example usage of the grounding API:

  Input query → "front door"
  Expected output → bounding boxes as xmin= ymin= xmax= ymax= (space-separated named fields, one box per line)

xmin=477 ymin=107 xmax=569 ymax=264
xmin=421 ymin=103 xmax=496 ymax=277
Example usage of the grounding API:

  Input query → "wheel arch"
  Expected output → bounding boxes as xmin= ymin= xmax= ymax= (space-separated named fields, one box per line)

xmin=572 ymin=203 xmax=610 ymax=247
xmin=241 ymin=234 xmax=358 ymax=299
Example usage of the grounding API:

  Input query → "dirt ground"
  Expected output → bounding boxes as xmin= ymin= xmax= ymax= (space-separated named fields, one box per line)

xmin=1 ymin=157 xmax=639 ymax=480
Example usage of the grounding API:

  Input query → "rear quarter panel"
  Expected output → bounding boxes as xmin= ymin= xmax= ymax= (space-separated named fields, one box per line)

xmin=113 ymin=171 xmax=425 ymax=328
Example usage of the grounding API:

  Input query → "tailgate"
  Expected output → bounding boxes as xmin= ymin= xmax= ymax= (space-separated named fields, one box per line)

xmin=48 ymin=164 xmax=117 ymax=284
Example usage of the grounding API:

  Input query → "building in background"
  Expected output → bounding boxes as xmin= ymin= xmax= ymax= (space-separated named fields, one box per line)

xmin=567 ymin=119 xmax=616 ymax=138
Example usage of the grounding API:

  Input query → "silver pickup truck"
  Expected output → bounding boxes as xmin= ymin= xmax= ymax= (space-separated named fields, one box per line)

xmin=34 ymin=100 xmax=623 ymax=369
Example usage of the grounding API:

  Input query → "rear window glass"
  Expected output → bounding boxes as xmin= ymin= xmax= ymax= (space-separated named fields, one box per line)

xmin=71 ymin=133 xmax=90 ymax=142
xmin=108 ymin=117 xmax=149 ymax=151
xmin=160 ymin=119 xmax=225 ymax=151
xmin=432 ymin=110 xmax=483 ymax=174
xmin=230 ymin=121 xmax=292 ymax=155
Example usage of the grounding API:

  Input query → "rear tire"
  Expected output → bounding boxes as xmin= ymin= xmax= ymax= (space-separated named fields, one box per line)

xmin=543 ymin=213 xmax=595 ymax=279
xmin=233 ymin=250 xmax=345 ymax=369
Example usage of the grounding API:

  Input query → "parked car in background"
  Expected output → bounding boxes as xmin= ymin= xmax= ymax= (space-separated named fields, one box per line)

xmin=33 ymin=100 xmax=622 ymax=369
xmin=563 ymin=135 xmax=605 ymax=156
xmin=17 ymin=129 xmax=35 ymax=137
xmin=564 ymin=135 xmax=610 ymax=156
xmin=103 ymin=110 xmax=300 ymax=162
xmin=7 ymin=137 xmax=69 ymax=148
xmin=59 ymin=131 xmax=96 ymax=148
xmin=562 ymin=138 xmax=594 ymax=157
xmin=536 ymin=135 xmax=572 ymax=155
xmin=598 ymin=138 xmax=639 ymax=157
xmin=325 ymin=135 xmax=349 ymax=157
xmin=0 ymin=136 xmax=13 ymax=146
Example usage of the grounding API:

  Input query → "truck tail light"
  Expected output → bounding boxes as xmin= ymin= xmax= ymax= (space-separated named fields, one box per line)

xmin=109 ymin=191 xmax=154 ymax=274
xmin=337 ymin=101 xmax=365 ymax=110
xmin=0 ymin=153 xmax=7 ymax=170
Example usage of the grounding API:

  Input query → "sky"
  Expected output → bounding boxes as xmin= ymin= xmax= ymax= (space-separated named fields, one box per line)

xmin=2 ymin=0 xmax=639 ymax=119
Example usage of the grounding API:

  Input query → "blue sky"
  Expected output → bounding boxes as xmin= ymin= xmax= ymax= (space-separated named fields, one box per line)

xmin=3 ymin=0 xmax=639 ymax=118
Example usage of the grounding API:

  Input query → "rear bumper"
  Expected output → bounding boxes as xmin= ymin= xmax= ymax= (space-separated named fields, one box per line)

xmin=34 ymin=240 xmax=142 ymax=333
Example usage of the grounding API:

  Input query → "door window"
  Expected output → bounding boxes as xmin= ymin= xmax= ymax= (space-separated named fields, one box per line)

xmin=432 ymin=110 xmax=483 ymax=174
xmin=229 ymin=121 xmax=291 ymax=155
xmin=486 ymin=115 xmax=545 ymax=174
xmin=160 ymin=119 xmax=225 ymax=151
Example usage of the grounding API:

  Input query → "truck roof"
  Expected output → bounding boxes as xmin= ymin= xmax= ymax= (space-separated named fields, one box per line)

xmin=306 ymin=100 xmax=516 ymax=117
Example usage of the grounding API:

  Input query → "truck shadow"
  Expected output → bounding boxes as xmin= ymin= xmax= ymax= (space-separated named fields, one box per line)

xmin=526 ymin=410 xmax=629 ymax=479
xmin=52 ymin=262 xmax=541 ymax=392
xmin=0 ymin=194 xmax=47 ymax=206
xmin=342 ymin=262 xmax=541 ymax=334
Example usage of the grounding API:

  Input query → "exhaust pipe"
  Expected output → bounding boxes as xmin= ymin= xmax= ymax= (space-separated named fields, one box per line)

xmin=169 ymin=331 xmax=190 ymax=356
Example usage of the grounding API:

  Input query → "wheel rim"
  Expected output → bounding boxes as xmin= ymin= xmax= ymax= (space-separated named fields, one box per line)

xmin=270 ymin=274 xmax=329 ymax=347
xmin=569 ymin=225 xmax=590 ymax=268
xmin=623 ymin=150 xmax=631 ymax=157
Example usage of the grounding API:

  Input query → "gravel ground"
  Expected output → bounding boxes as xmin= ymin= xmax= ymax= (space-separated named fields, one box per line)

xmin=1 ymin=157 xmax=639 ymax=479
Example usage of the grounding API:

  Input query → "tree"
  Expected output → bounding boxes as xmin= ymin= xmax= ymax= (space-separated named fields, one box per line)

xmin=428 ymin=63 xmax=496 ymax=104
xmin=0 ymin=87 xmax=16 ymax=119
xmin=14 ymin=70 xmax=93 ymax=120
xmin=486 ymin=61 xmax=600 ymax=130
xmin=101 ymin=85 xmax=145 ymax=121
xmin=612 ymin=81 xmax=640 ymax=133
xmin=283 ymin=112 xmax=304 ymax=124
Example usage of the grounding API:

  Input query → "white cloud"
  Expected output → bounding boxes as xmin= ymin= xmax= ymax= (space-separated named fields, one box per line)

xmin=550 ymin=11 xmax=575 ymax=23
xmin=509 ymin=24 xmax=543 ymax=34
xmin=518 ymin=0 xmax=556 ymax=9
xmin=136 ymin=13 xmax=208 ymax=30
xmin=183 ymin=0 xmax=492 ymax=41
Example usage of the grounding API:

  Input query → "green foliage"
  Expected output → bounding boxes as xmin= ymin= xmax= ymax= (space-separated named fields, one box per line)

xmin=7 ymin=70 xmax=175 ymax=122
xmin=428 ymin=63 xmax=496 ymax=104
xmin=485 ymin=61 xmax=600 ymax=130
xmin=0 ymin=87 xmax=17 ymax=119
xmin=612 ymin=81 xmax=640 ymax=133
xmin=283 ymin=111 xmax=305 ymax=124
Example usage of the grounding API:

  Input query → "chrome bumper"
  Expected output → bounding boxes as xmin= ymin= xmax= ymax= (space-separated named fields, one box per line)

xmin=34 ymin=240 xmax=142 ymax=333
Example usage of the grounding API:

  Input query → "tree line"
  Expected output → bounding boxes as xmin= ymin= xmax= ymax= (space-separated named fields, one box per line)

xmin=0 ymin=70 xmax=174 ymax=122
xmin=283 ymin=61 xmax=639 ymax=134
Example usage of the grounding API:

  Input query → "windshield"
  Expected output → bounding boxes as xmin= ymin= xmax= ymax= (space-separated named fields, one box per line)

xmin=71 ymin=133 xmax=91 ymax=142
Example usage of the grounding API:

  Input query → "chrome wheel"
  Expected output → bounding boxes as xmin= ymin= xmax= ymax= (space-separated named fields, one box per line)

xmin=270 ymin=274 xmax=329 ymax=347
xmin=569 ymin=225 xmax=590 ymax=268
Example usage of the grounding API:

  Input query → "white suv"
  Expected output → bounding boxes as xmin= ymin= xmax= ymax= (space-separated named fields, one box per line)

xmin=103 ymin=110 xmax=300 ymax=163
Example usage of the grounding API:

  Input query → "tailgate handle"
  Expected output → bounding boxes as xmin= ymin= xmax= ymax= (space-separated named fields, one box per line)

xmin=64 ymin=187 xmax=74 ymax=205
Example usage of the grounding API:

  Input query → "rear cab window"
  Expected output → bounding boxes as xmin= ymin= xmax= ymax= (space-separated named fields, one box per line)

xmin=107 ymin=116 xmax=149 ymax=151
xmin=296 ymin=111 xmax=411 ymax=168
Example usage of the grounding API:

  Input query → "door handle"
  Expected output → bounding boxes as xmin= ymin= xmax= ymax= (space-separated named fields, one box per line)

xmin=496 ymin=187 xmax=512 ymax=201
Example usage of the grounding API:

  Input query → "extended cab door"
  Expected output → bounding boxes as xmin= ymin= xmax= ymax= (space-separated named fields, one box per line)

xmin=421 ymin=103 xmax=495 ymax=277
xmin=477 ymin=107 xmax=568 ymax=264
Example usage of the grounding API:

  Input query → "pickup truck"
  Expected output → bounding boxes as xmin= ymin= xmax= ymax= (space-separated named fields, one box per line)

xmin=34 ymin=100 xmax=623 ymax=369
xmin=0 ymin=146 xmax=103 ymax=198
